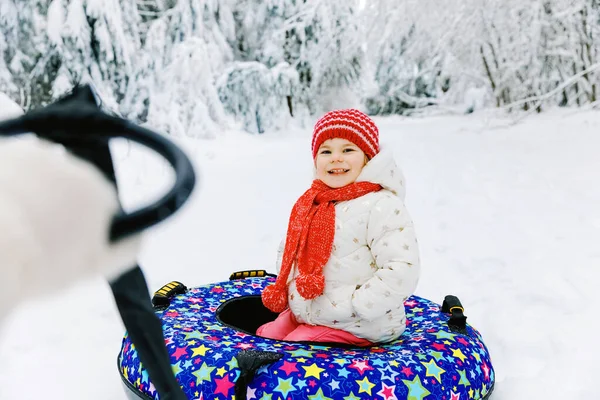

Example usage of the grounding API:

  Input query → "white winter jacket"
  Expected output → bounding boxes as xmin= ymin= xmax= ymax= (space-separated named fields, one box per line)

xmin=276 ymin=149 xmax=420 ymax=343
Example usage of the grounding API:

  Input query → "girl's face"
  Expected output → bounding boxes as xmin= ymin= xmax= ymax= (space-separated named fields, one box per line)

xmin=315 ymin=138 xmax=368 ymax=188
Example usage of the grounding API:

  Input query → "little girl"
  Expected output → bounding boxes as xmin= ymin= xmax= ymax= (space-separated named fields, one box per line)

xmin=257 ymin=109 xmax=420 ymax=345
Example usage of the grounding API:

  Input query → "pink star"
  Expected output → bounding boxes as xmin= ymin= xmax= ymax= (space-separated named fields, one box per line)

xmin=457 ymin=337 xmax=470 ymax=346
xmin=214 ymin=375 xmax=235 ymax=396
xmin=401 ymin=366 xmax=414 ymax=377
xmin=482 ymin=362 xmax=490 ymax=380
xmin=279 ymin=361 xmax=299 ymax=376
xmin=211 ymin=287 xmax=225 ymax=293
xmin=377 ymin=383 xmax=397 ymax=400
xmin=451 ymin=391 xmax=460 ymax=400
xmin=432 ymin=343 xmax=447 ymax=351
xmin=172 ymin=346 xmax=188 ymax=360
xmin=348 ymin=359 xmax=374 ymax=375
xmin=405 ymin=300 xmax=418 ymax=307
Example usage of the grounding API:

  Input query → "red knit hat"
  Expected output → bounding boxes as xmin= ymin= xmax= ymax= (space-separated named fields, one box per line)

xmin=311 ymin=109 xmax=380 ymax=159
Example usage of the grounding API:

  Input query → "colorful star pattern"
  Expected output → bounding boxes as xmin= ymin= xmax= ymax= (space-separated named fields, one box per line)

xmin=118 ymin=277 xmax=495 ymax=399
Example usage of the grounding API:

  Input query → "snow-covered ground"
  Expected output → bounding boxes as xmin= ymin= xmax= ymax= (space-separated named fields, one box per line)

xmin=0 ymin=105 xmax=598 ymax=399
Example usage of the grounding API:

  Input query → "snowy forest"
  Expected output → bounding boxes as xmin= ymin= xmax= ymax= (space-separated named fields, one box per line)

xmin=2 ymin=0 xmax=600 ymax=136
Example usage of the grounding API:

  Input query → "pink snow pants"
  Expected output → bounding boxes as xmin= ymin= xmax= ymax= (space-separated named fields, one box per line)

xmin=256 ymin=309 xmax=373 ymax=347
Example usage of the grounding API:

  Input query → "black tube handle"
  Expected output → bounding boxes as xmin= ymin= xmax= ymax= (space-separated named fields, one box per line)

xmin=441 ymin=295 xmax=468 ymax=334
xmin=0 ymin=89 xmax=195 ymax=242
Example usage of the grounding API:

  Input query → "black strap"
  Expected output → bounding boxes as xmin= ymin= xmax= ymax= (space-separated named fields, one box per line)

xmin=111 ymin=268 xmax=186 ymax=400
xmin=441 ymin=295 xmax=468 ymax=334
xmin=234 ymin=350 xmax=283 ymax=400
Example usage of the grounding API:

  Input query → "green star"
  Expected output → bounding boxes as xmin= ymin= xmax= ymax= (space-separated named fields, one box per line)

xmin=226 ymin=357 xmax=238 ymax=370
xmin=308 ymin=388 xmax=333 ymax=400
xmin=423 ymin=359 xmax=445 ymax=383
xmin=429 ymin=351 xmax=445 ymax=361
xmin=433 ymin=330 xmax=456 ymax=341
xmin=192 ymin=362 xmax=215 ymax=384
xmin=344 ymin=392 xmax=361 ymax=400
xmin=184 ymin=331 xmax=207 ymax=341
xmin=458 ymin=369 xmax=471 ymax=387
xmin=171 ymin=361 xmax=183 ymax=376
xmin=356 ymin=376 xmax=376 ymax=396
xmin=402 ymin=375 xmax=431 ymax=400
xmin=290 ymin=349 xmax=314 ymax=358
xmin=274 ymin=377 xmax=297 ymax=398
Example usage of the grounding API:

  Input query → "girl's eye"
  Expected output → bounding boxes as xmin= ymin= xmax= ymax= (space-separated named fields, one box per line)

xmin=320 ymin=150 xmax=331 ymax=154
xmin=343 ymin=148 xmax=355 ymax=153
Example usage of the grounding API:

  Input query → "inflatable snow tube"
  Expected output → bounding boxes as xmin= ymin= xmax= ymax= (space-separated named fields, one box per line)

xmin=118 ymin=272 xmax=495 ymax=400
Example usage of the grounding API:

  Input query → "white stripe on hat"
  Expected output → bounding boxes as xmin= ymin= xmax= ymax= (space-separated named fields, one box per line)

xmin=312 ymin=124 xmax=377 ymax=155
xmin=313 ymin=117 xmax=378 ymax=150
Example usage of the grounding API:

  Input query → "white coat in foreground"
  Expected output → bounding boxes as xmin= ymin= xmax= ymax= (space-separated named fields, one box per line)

xmin=0 ymin=137 xmax=141 ymax=324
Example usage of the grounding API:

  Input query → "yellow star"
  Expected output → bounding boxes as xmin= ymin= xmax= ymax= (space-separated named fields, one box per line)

xmin=334 ymin=358 xmax=349 ymax=367
xmin=302 ymin=363 xmax=325 ymax=379
xmin=191 ymin=344 xmax=210 ymax=357
xmin=135 ymin=377 xmax=141 ymax=387
xmin=188 ymin=340 xmax=197 ymax=346
xmin=472 ymin=352 xmax=481 ymax=363
xmin=356 ymin=376 xmax=376 ymax=396
xmin=389 ymin=360 xmax=400 ymax=367
xmin=452 ymin=348 xmax=468 ymax=362
xmin=296 ymin=357 xmax=308 ymax=363
xmin=469 ymin=388 xmax=474 ymax=398
xmin=216 ymin=366 xmax=227 ymax=377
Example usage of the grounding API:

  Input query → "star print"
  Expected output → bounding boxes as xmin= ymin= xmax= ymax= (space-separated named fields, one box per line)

xmin=356 ymin=376 xmax=376 ymax=396
xmin=172 ymin=346 xmax=188 ymax=360
xmin=402 ymin=375 xmax=431 ymax=400
xmin=279 ymin=361 xmax=299 ymax=376
xmin=192 ymin=362 xmax=215 ymax=384
xmin=349 ymin=359 xmax=374 ymax=375
xmin=377 ymin=382 xmax=398 ymax=400
xmin=302 ymin=363 xmax=325 ymax=379
xmin=452 ymin=348 xmax=468 ymax=362
xmin=308 ymin=388 xmax=333 ymax=400
xmin=423 ymin=359 xmax=446 ymax=383
xmin=329 ymin=379 xmax=340 ymax=390
xmin=274 ymin=377 xmax=297 ymax=397
xmin=214 ymin=375 xmax=235 ymax=396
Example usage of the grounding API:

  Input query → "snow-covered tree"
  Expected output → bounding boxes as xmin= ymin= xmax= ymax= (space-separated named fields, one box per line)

xmin=230 ymin=0 xmax=364 ymax=122
xmin=123 ymin=0 xmax=235 ymax=138
xmin=217 ymin=61 xmax=298 ymax=133
xmin=50 ymin=0 xmax=141 ymax=111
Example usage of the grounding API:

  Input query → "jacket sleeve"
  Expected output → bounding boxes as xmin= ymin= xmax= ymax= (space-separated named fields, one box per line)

xmin=351 ymin=195 xmax=421 ymax=320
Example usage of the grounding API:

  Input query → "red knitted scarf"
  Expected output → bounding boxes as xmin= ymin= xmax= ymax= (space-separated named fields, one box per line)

xmin=262 ymin=179 xmax=382 ymax=313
